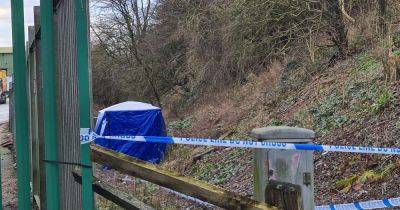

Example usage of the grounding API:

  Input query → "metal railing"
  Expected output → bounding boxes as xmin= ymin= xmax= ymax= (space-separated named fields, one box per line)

xmin=10 ymin=0 xmax=94 ymax=209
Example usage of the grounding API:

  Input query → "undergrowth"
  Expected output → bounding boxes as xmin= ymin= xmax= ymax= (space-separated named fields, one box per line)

xmin=189 ymin=148 xmax=250 ymax=185
xmin=371 ymin=88 xmax=395 ymax=113
xmin=168 ymin=117 xmax=192 ymax=131
xmin=336 ymin=162 xmax=398 ymax=193
xmin=306 ymin=51 xmax=393 ymax=134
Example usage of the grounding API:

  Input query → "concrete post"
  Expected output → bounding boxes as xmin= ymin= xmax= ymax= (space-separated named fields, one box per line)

xmin=252 ymin=126 xmax=315 ymax=210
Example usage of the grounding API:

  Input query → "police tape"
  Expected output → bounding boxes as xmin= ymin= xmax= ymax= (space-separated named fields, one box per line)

xmin=81 ymin=128 xmax=400 ymax=209
xmin=138 ymin=176 xmax=400 ymax=210
xmin=136 ymin=176 xmax=400 ymax=210
xmin=80 ymin=128 xmax=400 ymax=155
xmin=315 ymin=196 xmax=400 ymax=210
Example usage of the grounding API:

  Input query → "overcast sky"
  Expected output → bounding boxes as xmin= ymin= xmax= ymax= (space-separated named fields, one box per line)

xmin=0 ymin=0 xmax=40 ymax=47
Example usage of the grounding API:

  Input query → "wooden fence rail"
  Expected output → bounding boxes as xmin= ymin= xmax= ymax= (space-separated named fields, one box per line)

xmin=90 ymin=145 xmax=278 ymax=210
xmin=72 ymin=171 xmax=155 ymax=210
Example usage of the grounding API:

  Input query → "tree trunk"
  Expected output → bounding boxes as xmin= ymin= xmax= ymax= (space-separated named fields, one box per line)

xmin=378 ymin=0 xmax=397 ymax=83
xmin=378 ymin=0 xmax=388 ymax=37
xmin=331 ymin=1 xmax=349 ymax=59
xmin=325 ymin=0 xmax=349 ymax=59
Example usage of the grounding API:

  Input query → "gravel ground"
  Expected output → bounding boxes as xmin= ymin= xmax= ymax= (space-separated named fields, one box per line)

xmin=0 ymin=101 xmax=9 ymax=124
xmin=0 ymin=123 xmax=17 ymax=209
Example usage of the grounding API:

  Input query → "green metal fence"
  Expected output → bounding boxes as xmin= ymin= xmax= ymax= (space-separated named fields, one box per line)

xmin=10 ymin=0 xmax=31 ymax=209
xmin=9 ymin=0 xmax=94 ymax=209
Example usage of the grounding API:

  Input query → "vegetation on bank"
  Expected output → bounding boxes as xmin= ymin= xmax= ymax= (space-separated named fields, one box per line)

xmin=91 ymin=0 xmax=400 ymax=208
xmin=91 ymin=0 xmax=400 ymax=110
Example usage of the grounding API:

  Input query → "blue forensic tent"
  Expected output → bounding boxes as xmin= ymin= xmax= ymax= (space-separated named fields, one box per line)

xmin=94 ymin=101 xmax=167 ymax=163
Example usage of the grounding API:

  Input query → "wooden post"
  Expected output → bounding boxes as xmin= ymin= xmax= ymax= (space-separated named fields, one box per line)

xmin=252 ymin=126 xmax=315 ymax=210
xmin=264 ymin=180 xmax=302 ymax=210
xmin=27 ymin=24 xmax=41 ymax=208
xmin=32 ymin=6 xmax=47 ymax=209
xmin=253 ymin=147 xmax=266 ymax=202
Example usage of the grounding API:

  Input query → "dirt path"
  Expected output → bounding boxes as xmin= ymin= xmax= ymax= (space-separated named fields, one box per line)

xmin=0 ymin=123 xmax=17 ymax=209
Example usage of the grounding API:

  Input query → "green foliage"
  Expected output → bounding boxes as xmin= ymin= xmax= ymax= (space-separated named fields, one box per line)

xmin=342 ymin=82 xmax=379 ymax=120
xmin=344 ymin=81 xmax=379 ymax=102
xmin=0 ymin=147 xmax=10 ymax=155
xmin=336 ymin=174 xmax=358 ymax=193
xmin=396 ymin=121 xmax=400 ymax=129
xmin=207 ymin=162 xmax=239 ymax=185
xmin=393 ymin=50 xmax=400 ymax=57
xmin=270 ymin=118 xmax=284 ymax=126
xmin=191 ymin=149 xmax=248 ymax=185
xmin=394 ymin=34 xmax=400 ymax=48
xmin=336 ymin=163 xmax=396 ymax=193
xmin=168 ymin=117 xmax=192 ymax=130
xmin=371 ymin=88 xmax=394 ymax=113
xmin=309 ymin=49 xmax=393 ymax=133
xmin=353 ymin=51 xmax=381 ymax=74
xmin=309 ymin=94 xmax=348 ymax=133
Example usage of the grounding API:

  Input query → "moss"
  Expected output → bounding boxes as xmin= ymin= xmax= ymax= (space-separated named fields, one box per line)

xmin=336 ymin=163 xmax=397 ymax=193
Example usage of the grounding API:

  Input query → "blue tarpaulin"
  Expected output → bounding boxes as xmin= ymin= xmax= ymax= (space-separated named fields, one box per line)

xmin=94 ymin=101 xmax=167 ymax=163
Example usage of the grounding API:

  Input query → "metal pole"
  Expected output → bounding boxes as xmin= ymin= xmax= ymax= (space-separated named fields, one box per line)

xmin=75 ymin=0 xmax=94 ymax=209
xmin=10 ymin=0 xmax=31 ymax=209
xmin=40 ymin=0 xmax=60 ymax=209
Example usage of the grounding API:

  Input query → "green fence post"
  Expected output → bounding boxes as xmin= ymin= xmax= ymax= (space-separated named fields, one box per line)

xmin=40 ymin=0 xmax=60 ymax=209
xmin=10 ymin=0 xmax=31 ymax=209
xmin=75 ymin=0 xmax=94 ymax=209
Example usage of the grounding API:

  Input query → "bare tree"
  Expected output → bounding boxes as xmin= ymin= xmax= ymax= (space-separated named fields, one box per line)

xmin=92 ymin=0 xmax=163 ymax=107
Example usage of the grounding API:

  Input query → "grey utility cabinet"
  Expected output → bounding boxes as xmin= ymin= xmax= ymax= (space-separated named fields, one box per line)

xmin=252 ymin=126 xmax=315 ymax=210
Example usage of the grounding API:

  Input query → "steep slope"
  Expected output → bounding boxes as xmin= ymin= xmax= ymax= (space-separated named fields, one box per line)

xmin=94 ymin=49 xmax=400 ymax=209
xmin=163 ymin=49 xmax=400 ymax=206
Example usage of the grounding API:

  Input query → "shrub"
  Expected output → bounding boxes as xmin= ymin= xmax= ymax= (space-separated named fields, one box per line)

xmin=168 ymin=117 xmax=192 ymax=130
xmin=270 ymin=118 xmax=284 ymax=126
xmin=394 ymin=34 xmax=400 ymax=48
xmin=371 ymin=88 xmax=394 ymax=113
xmin=309 ymin=94 xmax=349 ymax=133
xmin=355 ymin=51 xmax=381 ymax=73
